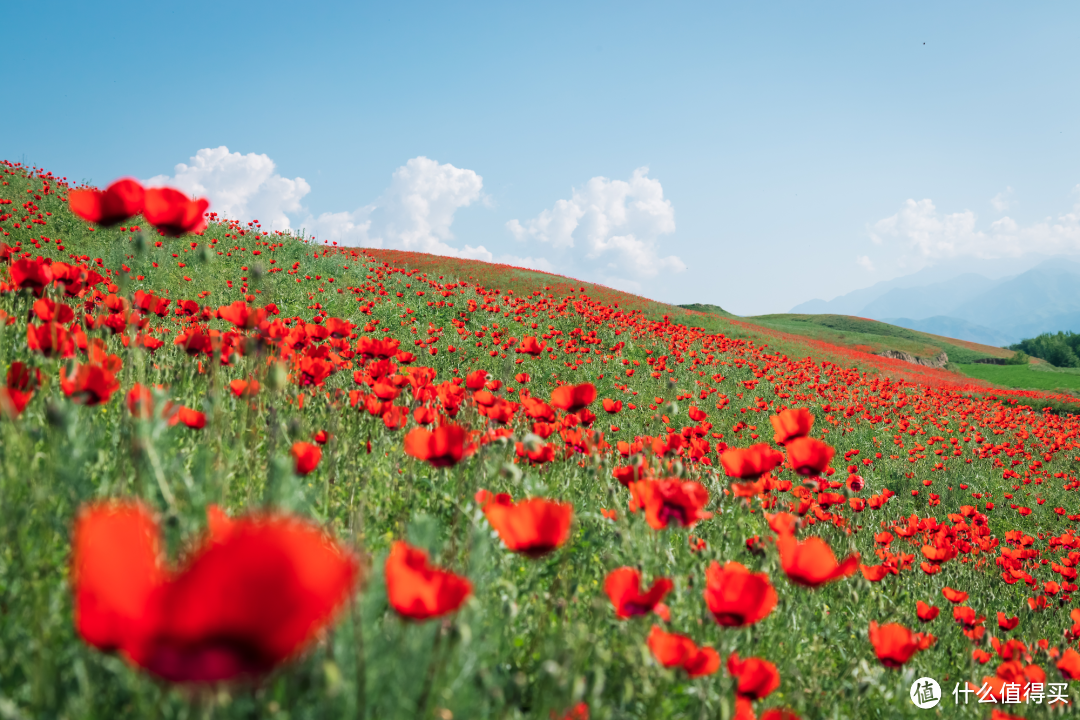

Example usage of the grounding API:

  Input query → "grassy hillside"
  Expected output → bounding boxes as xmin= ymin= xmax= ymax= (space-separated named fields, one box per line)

xmin=4 ymin=160 xmax=1080 ymax=720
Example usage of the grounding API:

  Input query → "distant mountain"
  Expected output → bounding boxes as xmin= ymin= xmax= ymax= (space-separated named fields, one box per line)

xmin=883 ymin=316 xmax=1016 ymax=347
xmin=791 ymin=256 xmax=1080 ymax=343
xmin=859 ymin=274 xmax=1005 ymax=321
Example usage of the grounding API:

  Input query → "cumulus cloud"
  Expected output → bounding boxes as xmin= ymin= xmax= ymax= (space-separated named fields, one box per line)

xmin=991 ymin=186 xmax=1013 ymax=212
xmin=506 ymin=167 xmax=685 ymax=279
xmin=869 ymin=191 xmax=1080 ymax=259
xmin=856 ymin=255 xmax=875 ymax=272
xmin=303 ymin=156 xmax=491 ymax=260
xmin=147 ymin=146 xmax=310 ymax=232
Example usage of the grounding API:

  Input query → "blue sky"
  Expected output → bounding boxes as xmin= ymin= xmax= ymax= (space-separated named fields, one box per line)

xmin=5 ymin=1 xmax=1079 ymax=314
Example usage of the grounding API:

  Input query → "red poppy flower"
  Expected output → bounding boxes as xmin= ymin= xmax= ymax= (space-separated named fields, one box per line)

xmin=628 ymin=479 xmax=712 ymax=530
xmin=355 ymin=336 xmax=401 ymax=359
xmin=1057 ymin=648 xmax=1080 ymax=680
xmin=646 ymin=625 xmax=719 ymax=678
xmin=382 ymin=405 xmax=408 ymax=430
xmin=516 ymin=336 xmax=546 ymax=356
xmin=61 ymin=362 xmax=120 ymax=406
xmin=33 ymin=297 xmax=76 ymax=323
xmin=27 ymin=322 xmax=76 ymax=358
xmin=143 ymin=187 xmax=210 ymax=237
xmin=178 ymin=407 xmax=206 ymax=429
xmin=68 ymin=178 xmax=145 ymax=227
xmin=720 ymin=444 xmax=784 ymax=480
xmin=313 ymin=430 xmax=331 ymax=444
xmin=10 ymin=257 xmax=55 ymax=294
xmin=997 ymin=612 xmax=1019 ymax=631
xmin=550 ymin=383 xmax=596 ymax=413
xmin=552 ymin=702 xmax=589 ymax=720
xmin=291 ymin=441 xmax=322 ymax=475
xmin=859 ymin=563 xmax=894 ymax=582
xmin=514 ymin=372 xmax=531 ymax=384
xmin=1 ymin=362 xmax=40 ymax=418
xmin=727 ymin=652 xmax=780 ymax=700
xmin=217 ymin=301 xmax=265 ymax=329
xmin=784 ymin=437 xmax=834 ymax=477
xmin=868 ymin=621 xmax=922 ymax=668
xmin=72 ymin=501 xmax=358 ymax=682
xmin=602 ymin=398 xmax=623 ymax=413
xmin=703 ymin=561 xmax=777 ymax=627
xmin=916 ymin=601 xmax=940 ymax=622
xmin=603 ymin=567 xmax=673 ymax=618
xmin=403 ymin=425 xmax=473 ymax=467
xmin=479 ymin=492 xmax=572 ymax=557
xmin=384 ymin=541 xmax=471 ymax=621
xmin=760 ymin=710 xmax=802 ymax=720
xmin=229 ymin=378 xmax=259 ymax=397
xmin=770 ymin=407 xmax=813 ymax=445
xmin=465 ymin=369 xmax=489 ymax=390
xmin=777 ymin=533 xmax=859 ymax=588
xmin=942 ymin=586 xmax=968 ymax=604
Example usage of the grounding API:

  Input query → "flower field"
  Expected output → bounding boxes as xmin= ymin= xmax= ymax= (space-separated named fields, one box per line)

xmin=3 ymin=161 xmax=1080 ymax=719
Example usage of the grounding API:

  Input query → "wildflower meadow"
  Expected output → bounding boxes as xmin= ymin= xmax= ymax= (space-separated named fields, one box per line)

xmin=3 ymin=162 xmax=1080 ymax=720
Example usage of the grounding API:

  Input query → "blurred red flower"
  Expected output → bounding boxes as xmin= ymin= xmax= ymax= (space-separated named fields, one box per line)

xmin=403 ymin=425 xmax=473 ymax=467
xmin=770 ymin=407 xmax=813 ymax=445
xmin=777 ymin=533 xmax=859 ymax=588
xmin=727 ymin=652 xmax=780 ymax=699
xmin=61 ymin=362 xmax=120 ymax=405
xmin=646 ymin=625 xmax=719 ymax=677
xmin=868 ymin=620 xmax=923 ymax=668
xmin=603 ymin=567 xmax=673 ymax=618
xmin=72 ymin=501 xmax=358 ymax=682
xmin=942 ymin=586 xmax=968 ymax=604
xmin=291 ymin=441 xmax=322 ymax=475
xmin=703 ymin=561 xmax=777 ymax=627
xmin=68 ymin=178 xmax=145 ymax=227
xmin=784 ymin=437 xmax=834 ymax=477
xmin=178 ymin=407 xmax=206 ymax=429
xmin=0 ymin=362 xmax=40 ymax=418
xmin=720 ymin=444 xmax=784 ymax=480
xmin=550 ymin=383 xmax=596 ymax=413
xmin=143 ymin=187 xmax=209 ymax=237
xmin=916 ymin=601 xmax=940 ymax=622
xmin=384 ymin=541 xmax=471 ymax=621
xmin=516 ymin=336 xmax=546 ymax=356
xmin=628 ymin=479 xmax=712 ymax=530
xmin=997 ymin=612 xmax=1019 ymax=631
xmin=479 ymin=492 xmax=572 ymax=557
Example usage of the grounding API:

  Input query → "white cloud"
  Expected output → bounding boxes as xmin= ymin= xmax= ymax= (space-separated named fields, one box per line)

xmin=869 ymin=191 xmax=1080 ymax=259
xmin=991 ymin=186 xmax=1013 ymax=212
xmin=303 ymin=156 xmax=488 ymax=260
xmin=856 ymin=255 xmax=875 ymax=272
xmin=147 ymin=146 xmax=310 ymax=232
xmin=507 ymin=167 xmax=685 ymax=278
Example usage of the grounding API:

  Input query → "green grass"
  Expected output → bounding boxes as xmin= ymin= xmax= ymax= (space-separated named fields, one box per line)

xmin=956 ymin=362 xmax=1080 ymax=393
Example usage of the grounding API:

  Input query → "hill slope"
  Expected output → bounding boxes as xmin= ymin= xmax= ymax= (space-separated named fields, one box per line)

xmin=5 ymin=160 xmax=1080 ymax=720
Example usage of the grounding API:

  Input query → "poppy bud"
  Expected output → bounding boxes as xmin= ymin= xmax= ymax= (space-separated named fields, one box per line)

xmin=499 ymin=462 xmax=522 ymax=483
xmin=268 ymin=362 xmax=288 ymax=392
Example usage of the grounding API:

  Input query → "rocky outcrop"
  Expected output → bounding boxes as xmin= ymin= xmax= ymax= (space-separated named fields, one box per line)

xmin=877 ymin=349 xmax=948 ymax=369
